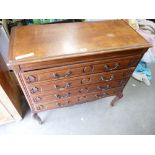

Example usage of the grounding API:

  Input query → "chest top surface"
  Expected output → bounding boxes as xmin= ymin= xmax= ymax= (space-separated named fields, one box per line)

xmin=9 ymin=20 xmax=151 ymax=65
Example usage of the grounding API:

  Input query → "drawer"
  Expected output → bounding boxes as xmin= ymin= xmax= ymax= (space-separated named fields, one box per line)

xmin=30 ymin=79 xmax=127 ymax=104
xmin=33 ymin=87 xmax=122 ymax=112
xmin=19 ymin=49 xmax=145 ymax=72
xmin=26 ymin=68 xmax=134 ymax=95
xmin=22 ymin=55 xmax=141 ymax=84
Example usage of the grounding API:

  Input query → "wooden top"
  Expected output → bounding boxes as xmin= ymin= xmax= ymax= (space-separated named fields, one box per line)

xmin=8 ymin=20 xmax=151 ymax=65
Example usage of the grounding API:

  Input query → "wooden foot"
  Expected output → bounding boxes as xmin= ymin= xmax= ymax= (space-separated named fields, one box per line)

xmin=32 ymin=113 xmax=43 ymax=124
xmin=111 ymin=92 xmax=123 ymax=107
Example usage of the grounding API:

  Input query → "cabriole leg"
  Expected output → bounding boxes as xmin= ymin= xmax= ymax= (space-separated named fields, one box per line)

xmin=111 ymin=92 xmax=123 ymax=107
xmin=32 ymin=113 xmax=43 ymax=124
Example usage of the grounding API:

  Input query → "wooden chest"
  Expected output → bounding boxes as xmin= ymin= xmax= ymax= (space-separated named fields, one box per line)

xmin=8 ymin=20 xmax=151 ymax=124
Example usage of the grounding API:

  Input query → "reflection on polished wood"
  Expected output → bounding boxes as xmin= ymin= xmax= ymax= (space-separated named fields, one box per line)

xmin=9 ymin=20 xmax=151 ymax=124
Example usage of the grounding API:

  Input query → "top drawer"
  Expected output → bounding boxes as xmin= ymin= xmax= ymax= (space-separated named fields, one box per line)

xmin=22 ymin=55 xmax=141 ymax=84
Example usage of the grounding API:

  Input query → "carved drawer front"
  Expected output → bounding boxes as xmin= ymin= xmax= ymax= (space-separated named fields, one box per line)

xmin=33 ymin=87 xmax=122 ymax=112
xmin=22 ymin=55 xmax=141 ymax=84
xmin=26 ymin=68 xmax=134 ymax=95
xmin=30 ymin=79 xmax=128 ymax=104
xmin=94 ymin=55 xmax=140 ymax=73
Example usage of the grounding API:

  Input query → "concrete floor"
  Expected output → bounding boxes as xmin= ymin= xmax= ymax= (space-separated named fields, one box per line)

xmin=0 ymin=65 xmax=155 ymax=135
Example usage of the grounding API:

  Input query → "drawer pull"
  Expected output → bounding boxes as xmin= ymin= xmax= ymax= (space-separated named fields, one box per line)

xmin=55 ymin=92 xmax=71 ymax=99
xmin=83 ymin=65 xmax=94 ymax=73
xmin=78 ymin=96 xmax=86 ymax=102
xmin=100 ymin=74 xmax=114 ymax=81
xmin=79 ymin=87 xmax=89 ymax=93
xmin=30 ymin=87 xmax=39 ymax=94
xmin=54 ymin=82 xmax=72 ymax=90
xmin=33 ymin=97 xmax=42 ymax=103
xmin=104 ymin=63 xmax=120 ymax=71
xmin=56 ymin=101 xmax=71 ymax=107
xmin=97 ymin=85 xmax=110 ymax=90
xmin=36 ymin=105 xmax=44 ymax=110
xmin=95 ymin=93 xmax=107 ymax=98
xmin=25 ymin=75 xmax=37 ymax=83
xmin=52 ymin=71 xmax=72 ymax=79
xmin=81 ymin=77 xmax=91 ymax=84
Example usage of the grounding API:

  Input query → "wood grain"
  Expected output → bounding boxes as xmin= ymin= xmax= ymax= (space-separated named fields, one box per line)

xmin=32 ymin=87 xmax=123 ymax=112
xmin=8 ymin=20 xmax=151 ymax=118
xmin=30 ymin=80 xmax=128 ymax=104
xmin=8 ymin=20 xmax=151 ymax=66
xmin=22 ymin=55 xmax=140 ymax=83
xmin=25 ymin=68 xmax=134 ymax=95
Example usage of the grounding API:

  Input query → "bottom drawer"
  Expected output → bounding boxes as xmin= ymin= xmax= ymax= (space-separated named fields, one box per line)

xmin=33 ymin=87 xmax=122 ymax=112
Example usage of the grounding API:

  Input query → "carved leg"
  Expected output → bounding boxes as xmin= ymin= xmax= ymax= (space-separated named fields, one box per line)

xmin=111 ymin=92 xmax=123 ymax=107
xmin=32 ymin=113 xmax=43 ymax=124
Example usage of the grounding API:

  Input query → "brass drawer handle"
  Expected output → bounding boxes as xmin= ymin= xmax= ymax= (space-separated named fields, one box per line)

xmin=83 ymin=65 xmax=94 ymax=73
xmin=54 ymin=82 xmax=72 ymax=90
xmin=100 ymin=74 xmax=114 ymax=81
xmin=55 ymin=92 xmax=71 ymax=99
xmin=56 ymin=103 xmax=63 ymax=107
xmin=25 ymin=75 xmax=37 ymax=83
xmin=78 ymin=96 xmax=86 ymax=102
xmin=95 ymin=93 xmax=107 ymax=98
xmin=56 ymin=101 xmax=71 ymax=107
xmin=81 ymin=77 xmax=91 ymax=84
xmin=97 ymin=85 xmax=110 ymax=90
xmin=79 ymin=87 xmax=89 ymax=93
xmin=30 ymin=87 xmax=39 ymax=94
xmin=52 ymin=71 xmax=72 ymax=79
xmin=104 ymin=63 xmax=120 ymax=71
xmin=36 ymin=105 xmax=44 ymax=110
xmin=33 ymin=97 xmax=42 ymax=103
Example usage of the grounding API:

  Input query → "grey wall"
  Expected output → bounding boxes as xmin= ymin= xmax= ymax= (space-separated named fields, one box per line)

xmin=0 ymin=25 xmax=9 ymax=66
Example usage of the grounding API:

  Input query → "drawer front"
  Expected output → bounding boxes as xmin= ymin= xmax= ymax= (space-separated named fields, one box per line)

xmin=33 ymin=87 xmax=122 ymax=112
xmin=22 ymin=55 xmax=140 ymax=84
xmin=30 ymin=79 xmax=127 ymax=104
xmin=26 ymin=68 xmax=134 ymax=95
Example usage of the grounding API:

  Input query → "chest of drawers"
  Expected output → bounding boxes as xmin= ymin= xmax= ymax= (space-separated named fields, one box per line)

xmin=8 ymin=20 xmax=151 ymax=124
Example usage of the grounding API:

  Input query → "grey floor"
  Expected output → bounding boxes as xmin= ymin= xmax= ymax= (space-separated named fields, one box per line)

xmin=0 ymin=65 xmax=155 ymax=135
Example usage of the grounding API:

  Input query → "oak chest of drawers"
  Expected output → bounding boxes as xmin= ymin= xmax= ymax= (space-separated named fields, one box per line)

xmin=8 ymin=20 xmax=151 ymax=124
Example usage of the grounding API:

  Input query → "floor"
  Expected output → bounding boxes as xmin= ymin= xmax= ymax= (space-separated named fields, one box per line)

xmin=0 ymin=65 xmax=155 ymax=135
